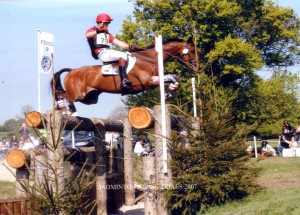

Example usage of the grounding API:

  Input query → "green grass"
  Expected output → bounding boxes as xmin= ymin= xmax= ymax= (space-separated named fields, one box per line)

xmin=203 ymin=157 xmax=300 ymax=215
xmin=0 ymin=181 xmax=16 ymax=198
xmin=0 ymin=131 xmax=9 ymax=139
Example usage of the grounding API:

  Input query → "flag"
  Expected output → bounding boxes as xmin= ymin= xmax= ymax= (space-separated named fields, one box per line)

xmin=38 ymin=31 xmax=54 ymax=74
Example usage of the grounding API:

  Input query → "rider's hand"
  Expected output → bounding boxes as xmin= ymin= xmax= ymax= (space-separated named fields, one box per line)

xmin=129 ymin=45 xmax=138 ymax=52
xmin=94 ymin=28 xmax=101 ymax=34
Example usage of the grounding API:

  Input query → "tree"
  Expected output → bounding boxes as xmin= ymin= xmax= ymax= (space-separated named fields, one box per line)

xmin=107 ymin=106 xmax=129 ymax=120
xmin=236 ymin=72 xmax=300 ymax=137
xmin=15 ymin=105 xmax=35 ymax=121
xmin=120 ymin=0 xmax=300 ymax=129
xmin=163 ymin=74 xmax=261 ymax=214
xmin=123 ymin=0 xmax=300 ymax=72
xmin=0 ymin=105 xmax=35 ymax=136
xmin=16 ymin=114 xmax=97 ymax=215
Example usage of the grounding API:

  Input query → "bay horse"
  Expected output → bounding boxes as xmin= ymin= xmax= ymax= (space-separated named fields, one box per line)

xmin=51 ymin=37 xmax=196 ymax=105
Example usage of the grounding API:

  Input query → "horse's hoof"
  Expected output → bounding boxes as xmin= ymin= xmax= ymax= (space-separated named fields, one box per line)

xmin=165 ymin=92 xmax=173 ymax=99
xmin=169 ymin=83 xmax=179 ymax=91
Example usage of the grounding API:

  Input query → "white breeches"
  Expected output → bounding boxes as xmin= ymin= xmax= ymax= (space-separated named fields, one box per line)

xmin=98 ymin=49 xmax=128 ymax=62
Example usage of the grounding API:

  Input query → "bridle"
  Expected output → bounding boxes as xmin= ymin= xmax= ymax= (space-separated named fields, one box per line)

xmin=130 ymin=41 xmax=197 ymax=70
xmin=169 ymin=42 xmax=197 ymax=71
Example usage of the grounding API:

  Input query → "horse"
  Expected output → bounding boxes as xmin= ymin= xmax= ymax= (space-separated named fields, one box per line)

xmin=50 ymin=37 xmax=197 ymax=105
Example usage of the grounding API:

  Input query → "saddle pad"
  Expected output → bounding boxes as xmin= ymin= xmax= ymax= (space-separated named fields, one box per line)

xmin=101 ymin=55 xmax=136 ymax=75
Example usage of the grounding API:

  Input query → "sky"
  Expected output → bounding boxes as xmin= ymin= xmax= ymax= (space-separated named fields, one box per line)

xmin=0 ymin=0 xmax=299 ymax=125
xmin=0 ymin=0 xmax=134 ymax=125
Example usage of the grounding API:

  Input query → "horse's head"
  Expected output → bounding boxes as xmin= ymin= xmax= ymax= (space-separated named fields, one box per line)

xmin=178 ymin=37 xmax=197 ymax=68
xmin=162 ymin=37 xmax=198 ymax=70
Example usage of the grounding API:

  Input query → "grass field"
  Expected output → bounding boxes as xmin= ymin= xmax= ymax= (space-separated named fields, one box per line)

xmin=0 ymin=181 xmax=15 ymax=198
xmin=204 ymin=157 xmax=300 ymax=215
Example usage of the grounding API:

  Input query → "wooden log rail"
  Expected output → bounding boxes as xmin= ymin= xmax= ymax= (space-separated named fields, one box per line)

xmin=25 ymin=111 xmax=124 ymax=133
xmin=128 ymin=107 xmax=183 ymax=129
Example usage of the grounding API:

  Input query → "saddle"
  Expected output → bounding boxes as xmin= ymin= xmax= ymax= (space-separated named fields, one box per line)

xmin=101 ymin=55 xmax=136 ymax=75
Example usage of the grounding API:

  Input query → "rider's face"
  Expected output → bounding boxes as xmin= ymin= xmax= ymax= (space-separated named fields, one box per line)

xmin=98 ymin=22 xmax=110 ymax=28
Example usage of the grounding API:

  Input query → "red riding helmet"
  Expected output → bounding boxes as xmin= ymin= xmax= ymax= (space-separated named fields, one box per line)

xmin=96 ymin=13 xmax=113 ymax=23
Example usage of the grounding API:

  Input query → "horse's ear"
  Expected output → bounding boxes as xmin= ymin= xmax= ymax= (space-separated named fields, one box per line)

xmin=187 ymin=37 xmax=194 ymax=44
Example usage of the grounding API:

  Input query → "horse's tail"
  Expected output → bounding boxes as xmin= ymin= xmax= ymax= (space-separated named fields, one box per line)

xmin=50 ymin=68 xmax=71 ymax=100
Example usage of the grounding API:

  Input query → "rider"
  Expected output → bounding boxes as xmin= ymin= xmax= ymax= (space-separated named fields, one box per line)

xmin=85 ymin=13 xmax=138 ymax=89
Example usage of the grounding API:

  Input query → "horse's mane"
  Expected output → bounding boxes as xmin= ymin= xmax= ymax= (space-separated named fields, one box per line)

xmin=145 ymin=38 xmax=185 ymax=49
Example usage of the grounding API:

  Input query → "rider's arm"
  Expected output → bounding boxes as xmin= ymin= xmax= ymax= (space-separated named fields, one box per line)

xmin=85 ymin=29 xmax=97 ymax=39
xmin=112 ymin=38 xmax=129 ymax=50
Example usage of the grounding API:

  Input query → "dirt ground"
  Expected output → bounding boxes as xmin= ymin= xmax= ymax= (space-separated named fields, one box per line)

xmin=0 ymin=156 xmax=16 ymax=182
xmin=112 ymin=202 xmax=144 ymax=215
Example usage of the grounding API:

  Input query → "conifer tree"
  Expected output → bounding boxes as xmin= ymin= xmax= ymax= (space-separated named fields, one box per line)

xmin=163 ymin=73 xmax=261 ymax=214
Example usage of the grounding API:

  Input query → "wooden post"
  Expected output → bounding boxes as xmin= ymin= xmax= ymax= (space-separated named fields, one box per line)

xmin=179 ymin=129 xmax=190 ymax=147
xmin=154 ymin=105 xmax=172 ymax=215
xmin=143 ymin=156 xmax=157 ymax=215
xmin=70 ymin=162 xmax=83 ymax=179
xmin=115 ymin=148 xmax=124 ymax=173
xmin=123 ymin=118 xmax=135 ymax=206
xmin=94 ymin=121 xmax=107 ymax=215
xmin=45 ymin=110 xmax=64 ymax=196
xmin=178 ymin=117 xmax=200 ymax=148
xmin=34 ymin=149 xmax=47 ymax=188
xmin=15 ymin=167 xmax=29 ymax=197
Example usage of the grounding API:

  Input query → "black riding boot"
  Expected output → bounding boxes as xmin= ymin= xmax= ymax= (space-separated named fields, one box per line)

xmin=119 ymin=66 xmax=132 ymax=89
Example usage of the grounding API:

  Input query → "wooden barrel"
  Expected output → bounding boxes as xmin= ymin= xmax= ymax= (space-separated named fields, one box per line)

xmin=128 ymin=107 xmax=153 ymax=129
xmin=6 ymin=149 xmax=28 ymax=168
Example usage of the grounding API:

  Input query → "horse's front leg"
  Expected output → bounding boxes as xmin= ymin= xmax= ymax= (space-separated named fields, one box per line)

xmin=149 ymin=74 xmax=179 ymax=99
xmin=149 ymin=74 xmax=179 ymax=86
xmin=164 ymin=74 xmax=179 ymax=97
xmin=164 ymin=74 xmax=179 ymax=84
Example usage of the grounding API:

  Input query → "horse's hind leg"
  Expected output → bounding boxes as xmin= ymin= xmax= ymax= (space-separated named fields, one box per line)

xmin=54 ymin=83 xmax=81 ymax=102
xmin=55 ymin=90 xmax=73 ymax=101
xmin=62 ymin=75 xmax=86 ymax=102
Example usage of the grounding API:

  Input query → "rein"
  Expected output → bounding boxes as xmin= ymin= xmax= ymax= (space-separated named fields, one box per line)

xmin=131 ymin=51 xmax=180 ymax=64
xmin=130 ymin=42 xmax=195 ymax=70
xmin=130 ymin=53 xmax=156 ymax=63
